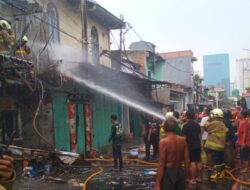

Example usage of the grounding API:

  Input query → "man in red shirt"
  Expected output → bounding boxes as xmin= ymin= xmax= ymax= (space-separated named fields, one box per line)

xmin=241 ymin=110 xmax=250 ymax=172
xmin=236 ymin=110 xmax=249 ymax=171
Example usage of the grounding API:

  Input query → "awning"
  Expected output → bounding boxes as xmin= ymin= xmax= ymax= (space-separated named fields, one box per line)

xmin=86 ymin=0 xmax=125 ymax=29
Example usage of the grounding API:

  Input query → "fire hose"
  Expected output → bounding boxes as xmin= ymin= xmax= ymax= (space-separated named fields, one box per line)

xmin=82 ymin=167 xmax=104 ymax=190
xmin=82 ymin=158 xmax=250 ymax=190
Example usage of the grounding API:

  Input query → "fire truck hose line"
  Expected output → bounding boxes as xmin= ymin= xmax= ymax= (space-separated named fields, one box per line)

xmin=225 ymin=169 xmax=250 ymax=186
xmin=84 ymin=158 xmax=158 ymax=166
xmin=83 ymin=159 xmax=250 ymax=187
xmin=82 ymin=167 xmax=104 ymax=190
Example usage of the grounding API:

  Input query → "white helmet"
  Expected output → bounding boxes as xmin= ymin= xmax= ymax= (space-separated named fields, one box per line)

xmin=165 ymin=112 xmax=173 ymax=118
xmin=22 ymin=35 xmax=28 ymax=43
xmin=210 ymin=108 xmax=223 ymax=118
xmin=0 ymin=20 xmax=11 ymax=29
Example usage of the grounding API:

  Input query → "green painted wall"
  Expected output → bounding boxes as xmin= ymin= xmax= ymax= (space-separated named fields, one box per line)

xmin=52 ymin=92 xmax=85 ymax=152
xmin=129 ymin=108 xmax=141 ymax=137
xmin=146 ymin=56 xmax=165 ymax=81
xmin=152 ymin=61 xmax=164 ymax=81
xmin=92 ymin=94 xmax=122 ymax=148
xmin=52 ymin=93 xmax=70 ymax=151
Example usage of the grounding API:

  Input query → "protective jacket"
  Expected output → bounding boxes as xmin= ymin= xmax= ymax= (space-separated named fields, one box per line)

xmin=205 ymin=120 xmax=227 ymax=151
xmin=15 ymin=44 xmax=31 ymax=61
xmin=0 ymin=29 xmax=15 ymax=54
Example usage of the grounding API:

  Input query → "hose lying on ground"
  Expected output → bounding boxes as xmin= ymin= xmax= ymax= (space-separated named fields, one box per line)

xmin=82 ymin=167 xmax=104 ymax=190
xmin=84 ymin=158 xmax=250 ymax=186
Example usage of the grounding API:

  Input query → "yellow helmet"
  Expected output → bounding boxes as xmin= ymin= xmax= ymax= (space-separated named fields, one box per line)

xmin=210 ymin=108 xmax=223 ymax=118
xmin=0 ymin=20 xmax=11 ymax=29
xmin=22 ymin=35 xmax=28 ymax=42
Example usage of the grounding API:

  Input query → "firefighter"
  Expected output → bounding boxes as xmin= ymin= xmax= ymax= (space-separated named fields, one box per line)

xmin=15 ymin=35 xmax=31 ymax=61
xmin=0 ymin=19 xmax=15 ymax=54
xmin=204 ymin=108 xmax=228 ymax=179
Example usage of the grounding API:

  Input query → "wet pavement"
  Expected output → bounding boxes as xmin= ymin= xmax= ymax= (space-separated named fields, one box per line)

xmin=12 ymin=166 xmax=250 ymax=190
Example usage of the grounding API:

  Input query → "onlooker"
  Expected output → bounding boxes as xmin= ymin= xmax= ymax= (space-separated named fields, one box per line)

xmin=200 ymin=107 xmax=210 ymax=147
xmin=0 ymin=155 xmax=16 ymax=190
xmin=155 ymin=116 xmax=189 ymax=190
xmin=108 ymin=114 xmax=123 ymax=171
xmin=144 ymin=116 xmax=160 ymax=161
xmin=239 ymin=110 xmax=250 ymax=172
xmin=182 ymin=110 xmax=202 ymax=185
xmin=204 ymin=108 xmax=227 ymax=179
xmin=236 ymin=110 xmax=248 ymax=171
xmin=223 ymin=109 xmax=236 ymax=168
xmin=173 ymin=111 xmax=182 ymax=135
xmin=162 ymin=112 xmax=181 ymax=137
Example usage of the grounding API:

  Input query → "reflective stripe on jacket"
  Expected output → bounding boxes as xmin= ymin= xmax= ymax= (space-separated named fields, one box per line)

xmin=205 ymin=120 xmax=227 ymax=151
xmin=0 ymin=29 xmax=15 ymax=54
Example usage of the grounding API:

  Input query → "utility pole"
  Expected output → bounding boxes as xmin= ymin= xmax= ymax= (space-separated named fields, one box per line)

xmin=81 ymin=0 xmax=88 ymax=63
xmin=119 ymin=14 xmax=124 ymax=64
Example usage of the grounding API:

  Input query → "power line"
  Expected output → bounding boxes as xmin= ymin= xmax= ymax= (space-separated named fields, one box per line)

xmin=110 ymin=31 xmax=120 ymax=49
xmin=127 ymin=22 xmax=191 ymax=74
xmin=165 ymin=62 xmax=191 ymax=73
xmin=2 ymin=0 xmax=82 ymax=43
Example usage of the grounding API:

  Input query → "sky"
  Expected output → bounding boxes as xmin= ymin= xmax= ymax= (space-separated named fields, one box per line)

xmin=96 ymin=0 xmax=250 ymax=81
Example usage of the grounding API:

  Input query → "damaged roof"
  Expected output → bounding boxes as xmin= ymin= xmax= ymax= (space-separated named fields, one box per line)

xmin=86 ymin=0 xmax=125 ymax=29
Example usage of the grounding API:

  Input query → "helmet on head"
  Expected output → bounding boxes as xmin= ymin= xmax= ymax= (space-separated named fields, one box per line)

xmin=0 ymin=20 xmax=11 ymax=29
xmin=210 ymin=108 xmax=223 ymax=118
xmin=22 ymin=35 xmax=28 ymax=43
xmin=165 ymin=112 xmax=173 ymax=118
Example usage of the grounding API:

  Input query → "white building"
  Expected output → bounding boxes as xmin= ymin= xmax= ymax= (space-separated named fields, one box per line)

xmin=235 ymin=58 xmax=250 ymax=93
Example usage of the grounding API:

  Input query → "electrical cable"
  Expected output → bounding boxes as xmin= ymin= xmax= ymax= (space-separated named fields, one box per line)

xmin=127 ymin=22 xmax=191 ymax=74
xmin=2 ymin=0 xmax=82 ymax=43
xmin=33 ymin=79 xmax=54 ymax=148
xmin=165 ymin=62 xmax=191 ymax=73
xmin=110 ymin=31 xmax=120 ymax=49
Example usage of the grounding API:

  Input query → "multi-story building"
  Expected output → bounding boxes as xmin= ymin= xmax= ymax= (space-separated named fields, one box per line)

xmin=0 ymin=0 xmax=126 ymax=152
xmin=203 ymin=54 xmax=230 ymax=97
xmin=160 ymin=50 xmax=196 ymax=111
xmin=235 ymin=58 xmax=250 ymax=93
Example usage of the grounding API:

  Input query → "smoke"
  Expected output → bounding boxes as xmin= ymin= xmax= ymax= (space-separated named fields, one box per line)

xmin=49 ymin=44 xmax=165 ymax=120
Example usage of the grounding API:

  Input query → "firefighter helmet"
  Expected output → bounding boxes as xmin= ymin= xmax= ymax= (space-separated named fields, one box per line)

xmin=210 ymin=108 xmax=223 ymax=118
xmin=0 ymin=20 xmax=11 ymax=29
xmin=22 ymin=35 xmax=28 ymax=43
xmin=165 ymin=112 xmax=173 ymax=118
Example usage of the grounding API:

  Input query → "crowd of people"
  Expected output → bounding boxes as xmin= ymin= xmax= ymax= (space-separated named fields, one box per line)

xmin=153 ymin=107 xmax=250 ymax=190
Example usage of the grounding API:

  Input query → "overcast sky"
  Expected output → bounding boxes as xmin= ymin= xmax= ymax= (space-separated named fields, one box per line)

xmin=97 ymin=0 xmax=250 ymax=81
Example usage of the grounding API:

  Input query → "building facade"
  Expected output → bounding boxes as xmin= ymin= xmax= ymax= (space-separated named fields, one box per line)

xmin=235 ymin=58 xmax=250 ymax=93
xmin=0 ymin=0 xmax=128 ymax=153
xmin=203 ymin=54 xmax=230 ymax=97
xmin=160 ymin=50 xmax=196 ymax=111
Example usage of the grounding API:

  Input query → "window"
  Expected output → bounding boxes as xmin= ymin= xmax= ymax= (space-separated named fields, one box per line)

xmin=91 ymin=26 xmax=99 ymax=64
xmin=47 ymin=3 xmax=60 ymax=44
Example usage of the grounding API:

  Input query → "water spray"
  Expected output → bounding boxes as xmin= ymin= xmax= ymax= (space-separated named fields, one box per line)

xmin=59 ymin=64 xmax=165 ymax=120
